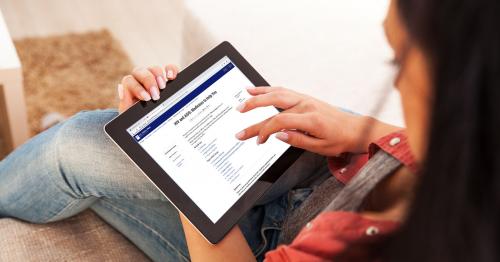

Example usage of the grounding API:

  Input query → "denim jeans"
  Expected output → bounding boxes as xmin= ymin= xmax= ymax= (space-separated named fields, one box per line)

xmin=0 ymin=109 xmax=332 ymax=261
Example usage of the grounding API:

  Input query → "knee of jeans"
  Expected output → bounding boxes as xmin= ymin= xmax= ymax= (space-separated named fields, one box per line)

xmin=53 ymin=109 xmax=119 ymax=196
xmin=56 ymin=110 xmax=118 ymax=166
xmin=56 ymin=110 xmax=118 ymax=152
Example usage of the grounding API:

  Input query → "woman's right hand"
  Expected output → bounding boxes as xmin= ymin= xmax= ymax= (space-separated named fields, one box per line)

xmin=117 ymin=64 xmax=179 ymax=113
xmin=235 ymin=86 xmax=402 ymax=156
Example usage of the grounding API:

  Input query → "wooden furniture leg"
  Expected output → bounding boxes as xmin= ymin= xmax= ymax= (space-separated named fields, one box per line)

xmin=0 ymin=67 xmax=29 ymax=150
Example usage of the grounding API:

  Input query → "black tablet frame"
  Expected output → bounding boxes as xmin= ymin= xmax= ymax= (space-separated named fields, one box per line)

xmin=104 ymin=41 xmax=304 ymax=244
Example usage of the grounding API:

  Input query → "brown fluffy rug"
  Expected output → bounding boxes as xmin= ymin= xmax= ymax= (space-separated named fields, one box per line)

xmin=14 ymin=30 xmax=133 ymax=135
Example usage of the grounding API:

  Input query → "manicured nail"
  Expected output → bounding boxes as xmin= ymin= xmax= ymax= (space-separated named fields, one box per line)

xmin=140 ymin=90 xmax=152 ymax=101
xmin=167 ymin=70 xmax=174 ymax=79
xmin=235 ymin=102 xmax=245 ymax=112
xmin=157 ymin=76 xmax=166 ymax=89
xmin=235 ymin=130 xmax=245 ymax=140
xmin=256 ymin=136 xmax=263 ymax=145
xmin=150 ymin=86 xmax=160 ymax=100
xmin=117 ymin=84 xmax=124 ymax=100
xmin=275 ymin=132 xmax=289 ymax=142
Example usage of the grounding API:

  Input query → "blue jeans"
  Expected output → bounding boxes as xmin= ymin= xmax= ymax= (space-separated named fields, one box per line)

xmin=0 ymin=109 xmax=331 ymax=261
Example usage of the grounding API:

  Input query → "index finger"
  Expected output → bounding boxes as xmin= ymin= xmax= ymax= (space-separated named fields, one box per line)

xmin=246 ymin=86 xmax=283 ymax=96
xmin=237 ymin=90 xmax=301 ymax=113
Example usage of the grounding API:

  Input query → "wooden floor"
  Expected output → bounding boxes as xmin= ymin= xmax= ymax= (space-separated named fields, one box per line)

xmin=0 ymin=0 xmax=186 ymax=67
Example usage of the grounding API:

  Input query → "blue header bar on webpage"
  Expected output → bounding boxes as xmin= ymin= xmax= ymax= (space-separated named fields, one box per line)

xmin=133 ymin=62 xmax=235 ymax=142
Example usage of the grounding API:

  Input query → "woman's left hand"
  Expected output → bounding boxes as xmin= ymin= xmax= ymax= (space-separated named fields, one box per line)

xmin=118 ymin=64 xmax=179 ymax=113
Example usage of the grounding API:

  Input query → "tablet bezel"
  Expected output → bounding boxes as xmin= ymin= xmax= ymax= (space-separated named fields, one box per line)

xmin=104 ymin=41 xmax=304 ymax=244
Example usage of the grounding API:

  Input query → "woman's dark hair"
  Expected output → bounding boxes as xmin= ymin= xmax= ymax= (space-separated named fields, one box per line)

xmin=384 ymin=0 xmax=500 ymax=261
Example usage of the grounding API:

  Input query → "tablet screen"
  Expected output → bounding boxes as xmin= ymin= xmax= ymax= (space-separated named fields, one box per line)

xmin=127 ymin=56 xmax=290 ymax=223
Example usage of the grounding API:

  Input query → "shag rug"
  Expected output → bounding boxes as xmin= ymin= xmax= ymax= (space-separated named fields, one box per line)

xmin=0 ymin=30 xmax=132 ymax=159
xmin=15 ymin=29 xmax=133 ymax=135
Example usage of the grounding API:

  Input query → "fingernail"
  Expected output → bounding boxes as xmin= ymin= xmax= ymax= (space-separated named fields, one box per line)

xmin=256 ymin=136 xmax=263 ymax=145
xmin=235 ymin=130 xmax=245 ymax=140
xmin=157 ymin=76 xmax=166 ymax=89
xmin=117 ymin=84 xmax=124 ymax=100
xmin=235 ymin=102 xmax=245 ymax=112
xmin=276 ymin=132 xmax=289 ymax=142
xmin=150 ymin=86 xmax=160 ymax=100
xmin=140 ymin=90 xmax=151 ymax=101
xmin=167 ymin=70 xmax=174 ymax=79
xmin=246 ymin=86 xmax=255 ymax=92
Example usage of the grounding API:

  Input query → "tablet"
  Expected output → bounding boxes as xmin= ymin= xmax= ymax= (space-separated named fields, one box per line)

xmin=105 ymin=41 xmax=303 ymax=244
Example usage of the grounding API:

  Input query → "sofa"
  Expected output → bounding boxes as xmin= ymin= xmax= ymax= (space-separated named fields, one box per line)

xmin=0 ymin=0 xmax=400 ymax=260
xmin=0 ymin=210 xmax=149 ymax=261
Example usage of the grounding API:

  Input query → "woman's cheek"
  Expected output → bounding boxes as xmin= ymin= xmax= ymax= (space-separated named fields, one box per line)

xmin=400 ymin=83 xmax=425 ymax=161
xmin=398 ymin=50 xmax=432 ymax=163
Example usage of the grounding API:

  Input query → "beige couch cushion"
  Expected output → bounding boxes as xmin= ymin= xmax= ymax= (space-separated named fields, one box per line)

xmin=0 ymin=210 xmax=150 ymax=261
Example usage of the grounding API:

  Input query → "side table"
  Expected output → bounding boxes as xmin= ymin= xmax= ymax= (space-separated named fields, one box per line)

xmin=0 ymin=8 xmax=29 ymax=151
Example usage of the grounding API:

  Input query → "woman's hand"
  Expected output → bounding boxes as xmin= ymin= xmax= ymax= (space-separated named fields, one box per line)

xmin=235 ymin=86 xmax=401 ymax=156
xmin=117 ymin=64 xmax=179 ymax=113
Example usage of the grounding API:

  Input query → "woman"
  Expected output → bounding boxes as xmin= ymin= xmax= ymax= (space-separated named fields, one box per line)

xmin=1 ymin=0 xmax=498 ymax=260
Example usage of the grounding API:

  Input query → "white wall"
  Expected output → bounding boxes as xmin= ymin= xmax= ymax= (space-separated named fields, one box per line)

xmin=0 ymin=0 xmax=403 ymax=125
xmin=182 ymin=0 xmax=404 ymax=126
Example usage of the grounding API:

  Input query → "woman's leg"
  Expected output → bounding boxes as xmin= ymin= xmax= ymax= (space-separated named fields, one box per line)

xmin=90 ymin=198 xmax=190 ymax=261
xmin=0 ymin=109 xmax=164 ymax=222
xmin=0 ymin=109 xmax=190 ymax=260
xmin=0 ymin=109 xmax=329 ymax=260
